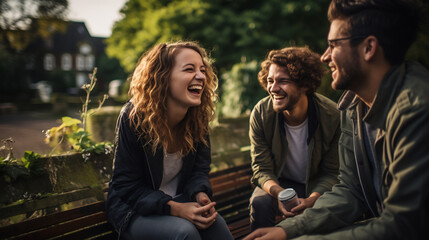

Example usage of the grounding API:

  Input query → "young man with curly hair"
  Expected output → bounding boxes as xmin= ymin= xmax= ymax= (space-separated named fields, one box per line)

xmin=248 ymin=46 xmax=341 ymax=231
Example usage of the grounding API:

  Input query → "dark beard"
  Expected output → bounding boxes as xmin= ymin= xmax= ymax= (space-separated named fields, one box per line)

xmin=335 ymin=52 xmax=365 ymax=91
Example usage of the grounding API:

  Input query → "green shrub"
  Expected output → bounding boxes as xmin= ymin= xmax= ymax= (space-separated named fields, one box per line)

xmin=218 ymin=60 xmax=267 ymax=117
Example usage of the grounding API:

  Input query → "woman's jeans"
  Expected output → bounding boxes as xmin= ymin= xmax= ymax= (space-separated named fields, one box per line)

xmin=122 ymin=213 xmax=233 ymax=240
xmin=122 ymin=194 xmax=234 ymax=240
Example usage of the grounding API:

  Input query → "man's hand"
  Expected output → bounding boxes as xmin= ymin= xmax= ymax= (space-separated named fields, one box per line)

xmin=243 ymin=227 xmax=287 ymax=240
xmin=168 ymin=200 xmax=217 ymax=229
xmin=290 ymin=192 xmax=320 ymax=213
xmin=277 ymin=199 xmax=297 ymax=219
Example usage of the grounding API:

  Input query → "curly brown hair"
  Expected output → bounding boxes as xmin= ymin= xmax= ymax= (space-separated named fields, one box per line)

xmin=258 ymin=46 xmax=327 ymax=94
xmin=128 ymin=41 xmax=218 ymax=156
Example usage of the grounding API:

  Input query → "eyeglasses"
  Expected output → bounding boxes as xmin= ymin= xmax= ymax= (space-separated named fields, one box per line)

xmin=327 ymin=36 xmax=367 ymax=53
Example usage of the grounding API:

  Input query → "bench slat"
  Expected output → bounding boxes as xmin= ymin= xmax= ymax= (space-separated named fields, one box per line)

xmin=0 ymin=201 xmax=105 ymax=239
xmin=90 ymin=232 xmax=118 ymax=240
xmin=52 ymin=221 xmax=117 ymax=240
xmin=2 ymin=162 xmax=254 ymax=240
xmin=210 ymin=168 xmax=252 ymax=185
xmin=211 ymin=175 xmax=251 ymax=193
xmin=209 ymin=163 xmax=250 ymax=178
xmin=11 ymin=212 xmax=107 ymax=240
xmin=222 ymin=202 xmax=250 ymax=223
xmin=0 ymin=187 xmax=104 ymax=220
xmin=229 ymin=218 xmax=251 ymax=239
xmin=213 ymin=184 xmax=252 ymax=203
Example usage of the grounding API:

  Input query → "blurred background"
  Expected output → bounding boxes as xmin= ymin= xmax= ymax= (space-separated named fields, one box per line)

xmin=1 ymin=0 xmax=428 ymax=159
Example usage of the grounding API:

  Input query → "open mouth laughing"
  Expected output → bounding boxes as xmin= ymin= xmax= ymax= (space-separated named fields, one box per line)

xmin=188 ymin=84 xmax=203 ymax=95
xmin=272 ymin=94 xmax=286 ymax=102
xmin=329 ymin=64 xmax=337 ymax=79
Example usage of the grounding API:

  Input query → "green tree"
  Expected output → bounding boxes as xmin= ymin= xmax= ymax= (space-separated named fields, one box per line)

xmin=107 ymin=0 xmax=331 ymax=73
xmin=218 ymin=60 xmax=267 ymax=117
xmin=107 ymin=0 xmax=428 ymax=116
xmin=0 ymin=0 xmax=69 ymax=103
xmin=0 ymin=0 xmax=68 ymax=52
xmin=0 ymin=45 xmax=29 ymax=102
xmin=106 ymin=0 xmax=334 ymax=116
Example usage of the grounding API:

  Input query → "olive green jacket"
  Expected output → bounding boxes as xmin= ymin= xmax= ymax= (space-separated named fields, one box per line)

xmin=278 ymin=61 xmax=429 ymax=239
xmin=250 ymin=93 xmax=340 ymax=196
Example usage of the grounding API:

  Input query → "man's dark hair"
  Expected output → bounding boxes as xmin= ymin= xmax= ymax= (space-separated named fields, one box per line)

xmin=258 ymin=46 xmax=326 ymax=94
xmin=328 ymin=0 xmax=422 ymax=65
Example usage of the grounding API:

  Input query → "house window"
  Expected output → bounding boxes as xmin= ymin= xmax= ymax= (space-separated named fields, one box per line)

xmin=85 ymin=55 xmax=94 ymax=71
xmin=79 ymin=43 xmax=91 ymax=54
xmin=44 ymin=54 xmax=55 ymax=71
xmin=76 ymin=73 xmax=87 ymax=87
xmin=61 ymin=54 xmax=72 ymax=70
xmin=76 ymin=54 xmax=85 ymax=71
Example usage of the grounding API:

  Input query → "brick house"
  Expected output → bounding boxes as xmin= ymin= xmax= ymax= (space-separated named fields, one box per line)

xmin=23 ymin=21 xmax=105 ymax=96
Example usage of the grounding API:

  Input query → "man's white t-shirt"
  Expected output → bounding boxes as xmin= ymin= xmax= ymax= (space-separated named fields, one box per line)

xmin=281 ymin=118 xmax=308 ymax=184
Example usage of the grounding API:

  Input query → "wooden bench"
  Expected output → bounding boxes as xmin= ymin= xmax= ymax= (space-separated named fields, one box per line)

xmin=0 ymin=163 xmax=254 ymax=239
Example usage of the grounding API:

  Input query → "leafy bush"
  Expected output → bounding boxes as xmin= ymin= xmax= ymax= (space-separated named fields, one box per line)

xmin=44 ymin=116 xmax=112 ymax=154
xmin=218 ymin=60 xmax=267 ymax=117
xmin=44 ymin=68 xmax=113 ymax=154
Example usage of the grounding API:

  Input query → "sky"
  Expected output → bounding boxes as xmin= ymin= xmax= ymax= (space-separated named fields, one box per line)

xmin=67 ymin=0 xmax=128 ymax=37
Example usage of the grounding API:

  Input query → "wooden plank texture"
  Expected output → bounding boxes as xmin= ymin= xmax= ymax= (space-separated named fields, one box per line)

xmin=1 ymin=160 xmax=254 ymax=240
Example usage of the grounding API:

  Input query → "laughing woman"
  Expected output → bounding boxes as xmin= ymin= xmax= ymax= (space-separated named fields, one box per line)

xmin=106 ymin=41 xmax=233 ymax=240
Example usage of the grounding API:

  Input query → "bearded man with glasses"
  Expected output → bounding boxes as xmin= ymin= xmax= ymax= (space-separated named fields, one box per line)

xmin=244 ymin=0 xmax=429 ymax=239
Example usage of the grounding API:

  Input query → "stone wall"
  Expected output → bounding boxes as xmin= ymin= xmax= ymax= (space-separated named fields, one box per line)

xmin=86 ymin=106 xmax=122 ymax=143
xmin=0 ymin=108 xmax=250 ymax=206
xmin=0 ymin=152 xmax=113 ymax=205
xmin=87 ymin=106 xmax=250 ymax=154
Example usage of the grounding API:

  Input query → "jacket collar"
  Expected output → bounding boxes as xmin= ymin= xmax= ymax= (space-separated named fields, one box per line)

xmin=337 ymin=63 xmax=405 ymax=131
xmin=338 ymin=90 xmax=360 ymax=111
xmin=364 ymin=63 xmax=404 ymax=130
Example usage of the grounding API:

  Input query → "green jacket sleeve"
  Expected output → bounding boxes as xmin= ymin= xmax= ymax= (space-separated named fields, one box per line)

xmin=308 ymin=115 xmax=340 ymax=195
xmin=277 ymin=120 xmax=368 ymax=238
xmin=278 ymin=105 xmax=429 ymax=240
xmin=249 ymin=104 xmax=277 ymax=188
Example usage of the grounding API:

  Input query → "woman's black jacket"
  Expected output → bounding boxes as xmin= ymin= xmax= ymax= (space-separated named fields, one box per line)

xmin=106 ymin=102 xmax=213 ymax=236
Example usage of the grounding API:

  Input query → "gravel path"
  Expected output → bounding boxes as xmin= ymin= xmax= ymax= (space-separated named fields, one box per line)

xmin=0 ymin=111 xmax=61 ymax=159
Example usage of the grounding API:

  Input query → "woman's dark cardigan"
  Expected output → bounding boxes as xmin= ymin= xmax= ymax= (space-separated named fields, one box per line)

xmin=106 ymin=102 xmax=213 ymax=236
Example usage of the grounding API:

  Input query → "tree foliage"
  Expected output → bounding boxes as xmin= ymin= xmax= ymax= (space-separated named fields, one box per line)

xmin=0 ymin=0 xmax=69 ymax=102
xmin=107 ymin=0 xmax=331 ymax=73
xmin=218 ymin=60 xmax=267 ymax=117
xmin=0 ymin=0 xmax=68 ymax=52
xmin=107 ymin=0 xmax=335 ymax=116
xmin=107 ymin=0 xmax=428 ymax=116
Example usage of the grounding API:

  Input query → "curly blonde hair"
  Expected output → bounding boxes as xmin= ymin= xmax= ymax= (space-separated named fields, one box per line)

xmin=258 ymin=46 xmax=327 ymax=94
xmin=128 ymin=41 xmax=218 ymax=155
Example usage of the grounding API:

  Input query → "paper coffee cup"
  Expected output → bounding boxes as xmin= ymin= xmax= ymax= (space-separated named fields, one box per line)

xmin=278 ymin=188 xmax=300 ymax=212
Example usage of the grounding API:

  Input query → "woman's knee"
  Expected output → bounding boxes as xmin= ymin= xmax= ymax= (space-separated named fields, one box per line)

xmin=125 ymin=215 xmax=201 ymax=240
xmin=209 ymin=214 xmax=228 ymax=231
xmin=199 ymin=214 xmax=234 ymax=240
xmin=175 ymin=219 xmax=201 ymax=240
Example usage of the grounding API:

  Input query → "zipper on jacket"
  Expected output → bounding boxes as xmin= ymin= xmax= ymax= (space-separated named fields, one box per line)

xmin=351 ymin=115 xmax=377 ymax=217
xmin=305 ymin=138 xmax=315 ymax=196
xmin=118 ymin=210 xmax=133 ymax=240
xmin=143 ymin=149 xmax=156 ymax=189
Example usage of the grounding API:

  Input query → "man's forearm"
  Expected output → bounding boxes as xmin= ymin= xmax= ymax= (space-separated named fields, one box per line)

xmin=263 ymin=180 xmax=284 ymax=198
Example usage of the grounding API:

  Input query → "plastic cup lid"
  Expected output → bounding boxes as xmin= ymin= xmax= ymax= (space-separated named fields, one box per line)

xmin=278 ymin=188 xmax=296 ymax=201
